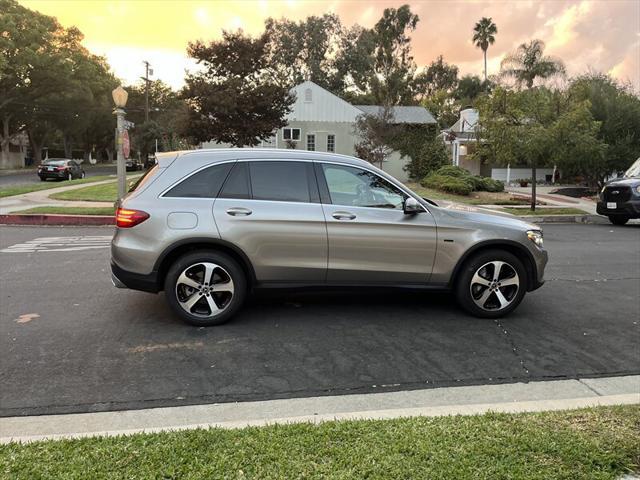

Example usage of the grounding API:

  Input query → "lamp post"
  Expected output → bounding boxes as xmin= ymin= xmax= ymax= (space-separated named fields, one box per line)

xmin=112 ymin=86 xmax=128 ymax=200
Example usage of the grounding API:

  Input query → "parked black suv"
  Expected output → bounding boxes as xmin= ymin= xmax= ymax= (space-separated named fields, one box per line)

xmin=597 ymin=158 xmax=640 ymax=225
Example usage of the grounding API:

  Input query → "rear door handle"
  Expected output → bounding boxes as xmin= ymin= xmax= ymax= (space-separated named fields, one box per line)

xmin=332 ymin=211 xmax=356 ymax=220
xmin=226 ymin=207 xmax=252 ymax=217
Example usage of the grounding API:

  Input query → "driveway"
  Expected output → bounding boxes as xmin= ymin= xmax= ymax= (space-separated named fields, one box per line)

xmin=0 ymin=223 xmax=638 ymax=417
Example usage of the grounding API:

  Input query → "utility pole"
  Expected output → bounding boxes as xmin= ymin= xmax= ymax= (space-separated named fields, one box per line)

xmin=141 ymin=61 xmax=153 ymax=122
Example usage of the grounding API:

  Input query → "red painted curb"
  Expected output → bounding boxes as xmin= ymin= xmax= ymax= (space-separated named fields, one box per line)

xmin=0 ymin=214 xmax=114 ymax=226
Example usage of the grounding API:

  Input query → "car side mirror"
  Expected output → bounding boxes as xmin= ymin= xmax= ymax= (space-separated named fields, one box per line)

xmin=403 ymin=196 xmax=424 ymax=214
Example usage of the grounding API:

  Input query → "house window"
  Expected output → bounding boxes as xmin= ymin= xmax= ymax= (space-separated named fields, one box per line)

xmin=304 ymin=88 xmax=313 ymax=102
xmin=283 ymin=128 xmax=301 ymax=141
xmin=307 ymin=134 xmax=315 ymax=151
xmin=327 ymin=134 xmax=335 ymax=153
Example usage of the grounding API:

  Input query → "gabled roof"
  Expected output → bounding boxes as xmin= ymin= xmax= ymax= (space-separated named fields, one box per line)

xmin=355 ymin=105 xmax=437 ymax=124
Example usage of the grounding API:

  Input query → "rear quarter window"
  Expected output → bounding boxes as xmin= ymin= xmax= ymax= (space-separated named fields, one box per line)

xmin=164 ymin=163 xmax=234 ymax=198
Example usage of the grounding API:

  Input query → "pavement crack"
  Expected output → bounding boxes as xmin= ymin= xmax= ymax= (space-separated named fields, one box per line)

xmin=547 ymin=277 xmax=640 ymax=283
xmin=492 ymin=318 xmax=530 ymax=378
xmin=577 ymin=379 xmax=603 ymax=396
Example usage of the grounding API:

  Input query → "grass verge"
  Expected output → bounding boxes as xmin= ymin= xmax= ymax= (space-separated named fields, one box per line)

xmin=502 ymin=207 xmax=587 ymax=216
xmin=1 ymin=405 xmax=639 ymax=479
xmin=10 ymin=206 xmax=115 ymax=216
xmin=405 ymin=182 xmax=531 ymax=206
xmin=49 ymin=182 xmax=120 ymax=202
xmin=0 ymin=173 xmax=137 ymax=198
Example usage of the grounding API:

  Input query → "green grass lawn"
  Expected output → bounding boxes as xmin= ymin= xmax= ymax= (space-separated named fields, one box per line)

xmin=49 ymin=182 xmax=120 ymax=202
xmin=503 ymin=207 xmax=587 ymax=216
xmin=11 ymin=206 xmax=115 ymax=216
xmin=0 ymin=173 xmax=138 ymax=198
xmin=405 ymin=182 xmax=530 ymax=206
xmin=1 ymin=405 xmax=638 ymax=479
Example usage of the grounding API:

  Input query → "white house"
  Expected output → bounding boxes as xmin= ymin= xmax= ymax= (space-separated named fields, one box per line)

xmin=201 ymin=81 xmax=437 ymax=182
xmin=443 ymin=108 xmax=555 ymax=183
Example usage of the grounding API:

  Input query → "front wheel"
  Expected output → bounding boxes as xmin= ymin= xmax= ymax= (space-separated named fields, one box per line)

xmin=164 ymin=250 xmax=247 ymax=326
xmin=455 ymin=249 xmax=527 ymax=318
xmin=67 ymin=172 xmax=73 ymax=181
xmin=608 ymin=216 xmax=629 ymax=226
xmin=80 ymin=171 xmax=86 ymax=179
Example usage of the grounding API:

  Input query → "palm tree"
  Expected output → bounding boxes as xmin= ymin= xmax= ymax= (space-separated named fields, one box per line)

xmin=500 ymin=39 xmax=566 ymax=89
xmin=472 ymin=17 xmax=497 ymax=82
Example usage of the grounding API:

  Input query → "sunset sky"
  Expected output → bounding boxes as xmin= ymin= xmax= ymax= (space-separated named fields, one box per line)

xmin=20 ymin=0 xmax=640 ymax=92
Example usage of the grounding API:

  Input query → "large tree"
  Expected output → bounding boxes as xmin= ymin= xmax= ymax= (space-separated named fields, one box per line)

xmin=415 ymin=55 xmax=459 ymax=99
xmin=182 ymin=30 xmax=295 ymax=147
xmin=500 ymin=39 xmax=565 ymax=89
xmin=472 ymin=17 xmax=497 ymax=82
xmin=475 ymin=87 xmax=604 ymax=209
xmin=369 ymin=5 xmax=419 ymax=105
xmin=568 ymin=73 xmax=640 ymax=180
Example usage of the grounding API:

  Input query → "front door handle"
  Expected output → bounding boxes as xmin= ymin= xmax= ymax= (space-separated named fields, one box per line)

xmin=332 ymin=211 xmax=356 ymax=220
xmin=226 ymin=207 xmax=252 ymax=217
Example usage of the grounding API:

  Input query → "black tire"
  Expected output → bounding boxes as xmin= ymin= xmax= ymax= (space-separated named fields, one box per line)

xmin=67 ymin=172 xmax=72 ymax=181
xmin=39 ymin=177 xmax=46 ymax=182
xmin=80 ymin=171 xmax=86 ymax=179
xmin=455 ymin=249 xmax=528 ymax=319
xmin=608 ymin=216 xmax=629 ymax=226
xmin=164 ymin=250 xmax=247 ymax=326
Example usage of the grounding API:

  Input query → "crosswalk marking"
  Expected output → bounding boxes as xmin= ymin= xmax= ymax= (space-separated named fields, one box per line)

xmin=1 ymin=236 xmax=112 ymax=253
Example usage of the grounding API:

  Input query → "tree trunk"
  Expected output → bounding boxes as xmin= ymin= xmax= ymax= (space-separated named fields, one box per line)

xmin=530 ymin=161 xmax=537 ymax=212
xmin=0 ymin=115 xmax=10 ymax=167
xmin=105 ymin=147 xmax=114 ymax=162
xmin=63 ymin=133 xmax=73 ymax=159
xmin=28 ymin=130 xmax=43 ymax=165
xmin=483 ymin=49 xmax=488 ymax=82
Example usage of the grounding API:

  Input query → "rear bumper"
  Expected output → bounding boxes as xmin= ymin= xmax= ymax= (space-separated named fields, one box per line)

xmin=111 ymin=262 xmax=159 ymax=293
xmin=38 ymin=172 xmax=66 ymax=179
xmin=596 ymin=199 xmax=640 ymax=217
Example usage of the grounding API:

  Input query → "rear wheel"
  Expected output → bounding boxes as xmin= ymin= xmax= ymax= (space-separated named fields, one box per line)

xmin=39 ymin=177 xmax=46 ymax=182
xmin=608 ymin=216 xmax=629 ymax=226
xmin=455 ymin=249 xmax=527 ymax=318
xmin=164 ymin=250 xmax=246 ymax=326
xmin=67 ymin=172 xmax=72 ymax=181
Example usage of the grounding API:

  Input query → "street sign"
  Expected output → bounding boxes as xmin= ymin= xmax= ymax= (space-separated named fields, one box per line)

xmin=122 ymin=130 xmax=130 ymax=159
xmin=123 ymin=120 xmax=135 ymax=130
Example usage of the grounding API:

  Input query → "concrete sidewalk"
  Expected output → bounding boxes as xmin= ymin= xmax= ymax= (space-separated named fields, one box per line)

xmin=2 ymin=375 xmax=638 ymax=444
xmin=507 ymin=186 xmax=598 ymax=214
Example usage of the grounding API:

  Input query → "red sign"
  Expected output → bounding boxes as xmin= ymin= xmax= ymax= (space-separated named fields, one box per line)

xmin=122 ymin=130 xmax=130 ymax=159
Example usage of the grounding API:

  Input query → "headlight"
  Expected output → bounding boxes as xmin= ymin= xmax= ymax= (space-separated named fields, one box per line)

xmin=636 ymin=185 xmax=640 ymax=195
xmin=527 ymin=230 xmax=544 ymax=248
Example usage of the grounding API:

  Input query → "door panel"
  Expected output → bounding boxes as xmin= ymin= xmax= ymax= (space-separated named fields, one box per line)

xmin=319 ymin=163 xmax=437 ymax=283
xmin=214 ymin=199 xmax=327 ymax=282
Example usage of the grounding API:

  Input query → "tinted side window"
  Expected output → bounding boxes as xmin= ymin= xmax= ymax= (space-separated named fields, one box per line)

xmin=321 ymin=164 xmax=405 ymax=209
xmin=164 ymin=163 xmax=233 ymax=198
xmin=219 ymin=162 xmax=250 ymax=199
xmin=249 ymin=161 xmax=315 ymax=203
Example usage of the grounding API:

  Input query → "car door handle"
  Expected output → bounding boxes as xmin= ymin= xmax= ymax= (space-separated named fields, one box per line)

xmin=332 ymin=211 xmax=356 ymax=220
xmin=226 ymin=207 xmax=252 ymax=217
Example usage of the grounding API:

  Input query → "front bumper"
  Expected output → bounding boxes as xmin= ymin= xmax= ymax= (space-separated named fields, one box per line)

xmin=596 ymin=199 xmax=640 ymax=217
xmin=111 ymin=262 xmax=159 ymax=293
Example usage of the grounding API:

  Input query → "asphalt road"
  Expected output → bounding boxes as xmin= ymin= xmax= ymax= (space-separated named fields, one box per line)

xmin=1 ymin=223 xmax=639 ymax=417
xmin=0 ymin=165 xmax=117 ymax=186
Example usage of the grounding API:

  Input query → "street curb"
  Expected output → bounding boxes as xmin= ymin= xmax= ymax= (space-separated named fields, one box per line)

xmin=1 ymin=375 xmax=638 ymax=444
xmin=516 ymin=214 xmax=602 ymax=224
xmin=0 ymin=214 xmax=114 ymax=226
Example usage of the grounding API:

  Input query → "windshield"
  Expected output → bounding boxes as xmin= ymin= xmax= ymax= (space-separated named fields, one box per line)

xmin=624 ymin=158 xmax=640 ymax=178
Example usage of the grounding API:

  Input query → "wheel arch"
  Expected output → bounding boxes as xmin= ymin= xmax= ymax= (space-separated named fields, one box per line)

xmin=449 ymin=240 xmax=538 ymax=292
xmin=154 ymin=238 xmax=257 ymax=291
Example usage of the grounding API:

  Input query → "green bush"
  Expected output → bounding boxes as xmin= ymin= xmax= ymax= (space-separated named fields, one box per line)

xmin=421 ymin=165 xmax=505 ymax=195
xmin=478 ymin=177 xmax=505 ymax=192
xmin=404 ymin=138 xmax=450 ymax=180
xmin=422 ymin=174 xmax=474 ymax=195
xmin=434 ymin=165 xmax=470 ymax=177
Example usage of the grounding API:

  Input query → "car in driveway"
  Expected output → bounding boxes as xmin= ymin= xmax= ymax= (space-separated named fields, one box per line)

xmin=111 ymin=149 xmax=548 ymax=326
xmin=596 ymin=157 xmax=640 ymax=225
xmin=37 ymin=159 xmax=85 ymax=181
xmin=126 ymin=159 xmax=144 ymax=171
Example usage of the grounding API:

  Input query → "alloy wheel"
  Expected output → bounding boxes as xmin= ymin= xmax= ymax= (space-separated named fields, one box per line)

xmin=470 ymin=261 xmax=520 ymax=311
xmin=175 ymin=262 xmax=235 ymax=318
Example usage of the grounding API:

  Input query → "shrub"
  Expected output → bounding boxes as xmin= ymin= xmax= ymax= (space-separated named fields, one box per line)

xmin=404 ymin=138 xmax=450 ymax=180
xmin=434 ymin=165 xmax=470 ymax=177
xmin=478 ymin=177 xmax=505 ymax=192
xmin=422 ymin=173 xmax=474 ymax=195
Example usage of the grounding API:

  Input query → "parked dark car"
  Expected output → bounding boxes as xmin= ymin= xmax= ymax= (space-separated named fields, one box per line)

xmin=37 ymin=159 xmax=85 ymax=181
xmin=126 ymin=159 xmax=144 ymax=171
xmin=597 ymin=158 xmax=640 ymax=225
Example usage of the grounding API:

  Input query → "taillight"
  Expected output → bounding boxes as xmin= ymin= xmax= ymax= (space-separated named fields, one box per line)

xmin=116 ymin=208 xmax=149 ymax=228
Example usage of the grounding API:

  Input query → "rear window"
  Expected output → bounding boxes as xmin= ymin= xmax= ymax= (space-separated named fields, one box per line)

xmin=42 ymin=160 xmax=66 ymax=166
xmin=129 ymin=165 xmax=160 ymax=192
xmin=164 ymin=163 xmax=234 ymax=198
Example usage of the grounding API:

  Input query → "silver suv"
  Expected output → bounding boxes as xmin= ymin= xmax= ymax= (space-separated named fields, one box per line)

xmin=111 ymin=149 xmax=547 ymax=326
